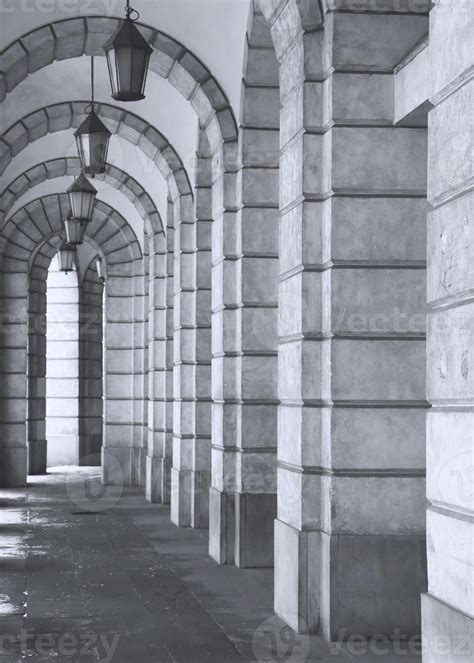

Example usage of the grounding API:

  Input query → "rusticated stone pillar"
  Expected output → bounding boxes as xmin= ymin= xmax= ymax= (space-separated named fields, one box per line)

xmin=171 ymin=190 xmax=200 ymax=527
xmin=102 ymin=265 xmax=138 ymax=486
xmin=78 ymin=264 xmax=104 ymax=466
xmin=209 ymin=138 xmax=239 ymax=563
xmin=422 ymin=1 xmax=474 ymax=660
xmin=0 ymin=268 xmax=29 ymax=486
xmin=146 ymin=231 xmax=168 ymax=503
xmin=261 ymin=0 xmax=429 ymax=639
xmin=132 ymin=261 xmax=147 ymax=486
xmin=233 ymin=4 xmax=280 ymax=567
xmin=190 ymin=133 xmax=213 ymax=529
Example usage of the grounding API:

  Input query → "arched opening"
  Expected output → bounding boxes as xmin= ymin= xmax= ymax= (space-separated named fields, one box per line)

xmin=45 ymin=256 xmax=81 ymax=468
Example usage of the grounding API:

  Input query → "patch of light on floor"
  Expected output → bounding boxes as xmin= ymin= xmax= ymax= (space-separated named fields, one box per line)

xmin=0 ymin=535 xmax=26 ymax=558
xmin=0 ymin=509 xmax=27 ymax=524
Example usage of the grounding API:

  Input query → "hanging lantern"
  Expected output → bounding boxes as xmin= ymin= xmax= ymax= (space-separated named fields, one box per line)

xmin=64 ymin=214 xmax=88 ymax=245
xmin=75 ymin=57 xmax=111 ymax=176
xmin=95 ymin=255 xmax=105 ymax=282
xmin=67 ymin=171 xmax=97 ymax=221
xmin=103 ymin=0 xmax=152 ymax=102
xmin=58 ymin=242 xmax=76 ymax=275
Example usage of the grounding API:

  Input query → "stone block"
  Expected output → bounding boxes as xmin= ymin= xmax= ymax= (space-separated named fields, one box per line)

xmin=331 ymin=339 xmax=426 ymax=401
xmin=427 ymin=302 xmax=474 ymax=402
xmin=422 ymin=593 xmax=474 ymax=663
xmin=332 ymin=127 xmax=427 ymax=193
xmin=323 ymin=532 xmax=427 ymax=640
xmin=330 ymin=407 xmax=426 ymax=470
xmin=428 ymin=80 xmax=473 ymax=202
xmin=28 ymin=440 xmax=47 ymax=475
xmin=330 ymin=268 xmax=426 ymax=335
xmin=332 ymin=12 xmax=428 ymax=71
xmin=0 ymin=446 xmax=27 ymax=487
xmin=427 ymin=192 xmax=473 ymax=303
xmin=209 ymin=487 xmax=236 ymax=565
xmin=235 ymin=492 xmax=277 ymax=567
xmin=331 ymin=197 xmax=427 ymax=262
xmin=426 ymin=508 xmax=473 ymax=617
xmin=333 ymin=72 xmax=393 ymax=123
xmin=274 ymin=519 xmax=319 ymax=633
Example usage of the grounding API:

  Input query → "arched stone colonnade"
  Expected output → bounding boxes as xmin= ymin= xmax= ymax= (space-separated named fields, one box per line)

xmin=0 ymin=1 xmax=472 ymax=657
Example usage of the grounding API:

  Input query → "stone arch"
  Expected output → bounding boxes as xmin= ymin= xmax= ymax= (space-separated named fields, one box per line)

xmin=0 ymin=17 xmax=237 ymax=151
xmin=0 ymin=193 xmax=143 ymax=484
xmin=0 ymin=101 xmax=192 ymax=201
xmin=1 ymin=157 xmax=163 ymax=238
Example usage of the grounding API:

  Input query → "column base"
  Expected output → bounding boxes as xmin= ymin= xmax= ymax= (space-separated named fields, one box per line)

xmin=137 ymin=447 xmax=146 ymax=488
xmin=102 ymin=447 xmax=134 ymax=486
xmin=191 ymin=470 xmax=211 ymax=529
xmin=209 ymin=487 xmax=235 ymax=564
xmin=171 ymin=468 xmax=192 ymax=527
xmin=131 ymin=447 xmax=146 ymax=488
xmin=0 ymin=446 xmax=27 ymax=487
xmin=235 ymin=492 xmax=276 ymax=568
xmin=78 ymin=435 xmax=102 ymax=465
xmin=145 ymin=455 xmax=171 ymax=504
xmin=28 ymin=440 xmax=47 ymax=475
xmin=275 ymin=519 xmax=427 ymax=638
xmin=209 ymin=489 xmax=276 ymax=566
xmin=422 ymin=594 xmax=474 ymax=662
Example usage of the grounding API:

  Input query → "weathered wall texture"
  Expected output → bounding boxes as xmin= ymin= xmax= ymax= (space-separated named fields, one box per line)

xmin=0 ymin=0 xmax=472 ymax=655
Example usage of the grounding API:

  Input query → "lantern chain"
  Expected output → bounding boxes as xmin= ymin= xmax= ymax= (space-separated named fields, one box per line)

xmin=125 ymin=0 xmax=140 ymax=21
xmin=85 ymin=56 xmax=95 ymax=115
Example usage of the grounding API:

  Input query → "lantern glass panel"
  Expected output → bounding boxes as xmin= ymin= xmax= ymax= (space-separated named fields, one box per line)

xmin=67 ymin=173 xmax=97 ymax=221
xmin=75 ymin=125 xmax=110 ymax=176
xmin=104 ymin=19 xmax=152 ymax=102
xmin=95 ymin=256 xmax=104 ymax=281
xmin=58 ymin=244 xmax=76 ymax=274
xmin=64 ymin=217 xmax=88 ymax=245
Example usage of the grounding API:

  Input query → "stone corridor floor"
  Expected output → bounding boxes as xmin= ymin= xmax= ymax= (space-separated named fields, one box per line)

xmin=0 ymin=468 xmax=422 ymax=662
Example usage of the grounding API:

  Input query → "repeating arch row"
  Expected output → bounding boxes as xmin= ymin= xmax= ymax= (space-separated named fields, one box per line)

xmin=2 ymin=193 xmax=142 ymax=273
xmin=1 ymin=157 xmax=163 ymax=238
xmin=0 ymin=100 xmax=192 ymax=201
xmin=0 ymin=16 xmax=237 ymax=150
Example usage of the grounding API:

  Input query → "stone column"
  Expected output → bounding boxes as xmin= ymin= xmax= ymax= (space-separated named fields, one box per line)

xmin=132 ymin=261 xmax=147 ymax=486
xmin=191 ymin=135 xmax=213 ymax=529
xmin=233 ymin=6 xmax=280 ymax=567
xmin=270 ymin=1 xmax=429 ymax=638
xmin=45 ymin=262 xmax=80 ymax=467
xmin=423 ymin=1 xmax=474 ymax=659
xmin=78 ymin=265 xmax=103 ymax=466
xmin=27 ymin=265 xmax=47 ymax=474
xmin=0 ymin=269 xmax=28 ymax=486
xmin=103 ymin=266 xmax=137 ymax=486
xmin=209 ymin=138 xmax=240 ymax=564
xmin=145 ymin=231 xmax=169 ymax=502
xmin=171 ymin=191 xmax=198 ymax=526
xmin=146 ymin=203 xmax=174 ymax=502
